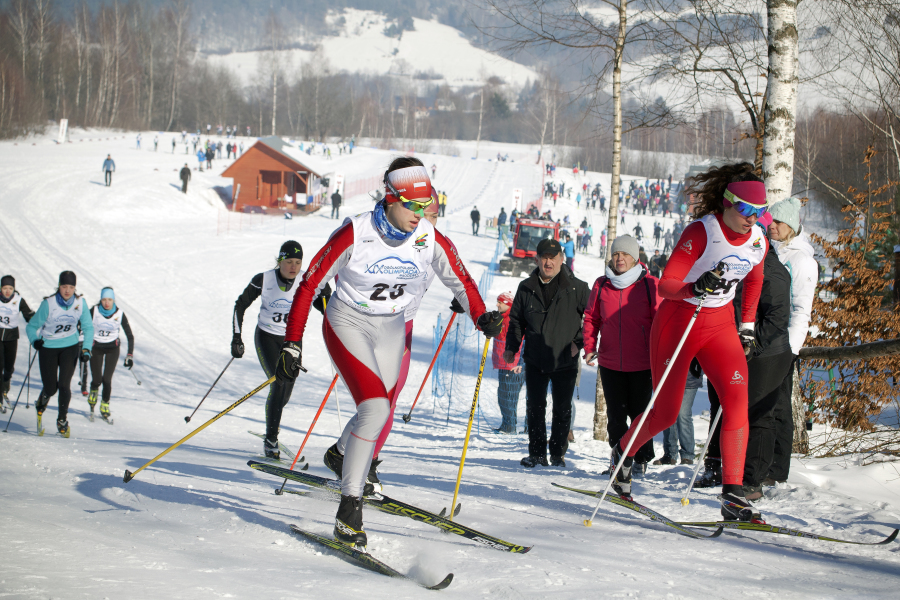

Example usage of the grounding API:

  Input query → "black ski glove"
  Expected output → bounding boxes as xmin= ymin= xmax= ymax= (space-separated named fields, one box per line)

xmin=231 ymin=334 xmax=245 ymax=358
xmin=123 ymin=354 xmax=134 ymax=369
xmin=33 ymin=339 xmax=44 ymax=350
xmin=476 ymin=310 xmax=504 ymax=339
xmin=693 ymin=269 xmax=730 ymax=297
xmin=275 ymin=341 xmax=304 ymax=383
xmin=739 ymin=327 xmax=756 ymax=357
xmin=80 ymin=349 xmax=92 ymax=363
xmin=449 ymin=297 xmax=465 ymax=314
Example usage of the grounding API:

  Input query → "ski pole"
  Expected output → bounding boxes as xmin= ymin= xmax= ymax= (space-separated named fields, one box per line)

xmin=447 ymin=337 xmax=490 ymax=521
xmin=680 ymin=405 xmax=722 ymax=506
xmin=403 ymin=312 xmax=457 ymax=423
xmin=26 ymin=347 xmax=31 ymax=409
xmin=130 ymin=368 xmax=142 ymax=386
xmin=185 ymin=357 xmax=234 ymax=423
xmin=322 ymin=297 xmax=343 ymax=432
xmin=125 ymin=373 xmax=292 ymax=483
xmin=276 ymin=373 xmax=340 ymax=495
xmin=3 ymin=352 xmax=39 ymax=433
xmin=585 ymin=295 xmax=707 ymax=527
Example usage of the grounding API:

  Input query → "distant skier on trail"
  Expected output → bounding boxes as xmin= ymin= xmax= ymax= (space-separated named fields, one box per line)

xmin=609 ymin=162 xmax=769 ymax=522
xmin=102 ymin=155 xmax=115 ymax=186
xmin=87 ymin=287 xmax=135 ymax=423
xmin=0 ymin=275 xmax=35 ymax=412
xmin=26 ymin=271 xmax=94 ymax=437
xmin=273 ymin=157 xmax=502 ymax=549
xmin=180 ymin=163 xmax=191 ymax=193
xmin=231 ymin=241 xmax=331 ymax=459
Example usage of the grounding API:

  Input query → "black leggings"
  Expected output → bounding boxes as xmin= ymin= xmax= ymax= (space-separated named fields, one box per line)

xmin=255 ymin=327 xmax=296 ymax=441
xmin=597 ymin=366 xmax=656 ymax=464
xmin=1 ymin=339 xmax=17 ymax=392
xmin=38 ymin=344 xmax=79 ymax=420
xmin=90 ymin=342 xmax=120 ymax=402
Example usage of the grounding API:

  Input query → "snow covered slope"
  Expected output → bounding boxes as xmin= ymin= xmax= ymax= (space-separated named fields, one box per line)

xmin=204 ymin=9 xmax=538 ymax=90
xmin=1 ymin=130 xmax=898 ymax=599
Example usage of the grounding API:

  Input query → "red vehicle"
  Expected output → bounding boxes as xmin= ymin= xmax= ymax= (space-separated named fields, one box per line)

xmin=498 ymin=218 xmax=560 ymax=276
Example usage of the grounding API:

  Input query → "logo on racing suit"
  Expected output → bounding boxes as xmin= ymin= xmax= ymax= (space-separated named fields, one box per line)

xmin=680 ymin=240 xmax=692 ymax=254
xmin=268 ymin=298 xmax=292 ymax=309
xmin=752 ymin=237 xmax=763 ymax=250
xmin=365 ymin=257 xmax=421 ymax=280
xmin=414 ymin=233 xmax=429 ymax=248
xmin=354 ymin=301 xmax=376 ymax=314
xmin=730 ymin=371 xmax=745 ymax=385
xmin=719 ymin=254 xmax=753 ymax=279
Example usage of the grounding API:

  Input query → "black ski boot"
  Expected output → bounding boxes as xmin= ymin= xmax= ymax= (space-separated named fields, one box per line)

xmin=324 ymin=443 xmax=344 ymax=478
xmin=609 ymin=443 xmax=633 ymax=499
xmin=520 ymin=455 xmax=548 ymax=468
xmin=720 ymin=486 xmax=763 ymax=522
xmin=367 ymin=457 xmax=383 ymax=493
xmin=334 ymin=495 xmax=366 ymax=549
xmin=264 ymin=438 xmax=280 ymax=460
xmin=1 ymin=379 xmax=10 ymax=413
xmin=57 ymin=418 xmax=70 ymax=438
xmin=694 ymin=457 xmax=722 ymax=488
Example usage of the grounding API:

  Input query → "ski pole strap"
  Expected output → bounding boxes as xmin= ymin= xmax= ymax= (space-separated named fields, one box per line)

xmin=124 ymin=375 xmax=275 ymax=483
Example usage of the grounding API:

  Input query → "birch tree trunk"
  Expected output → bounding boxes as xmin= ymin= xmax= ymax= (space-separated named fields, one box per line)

xmin=475 ymin=88 xmax=484 ymax=159
xmin=593 ymin=368 xmax=608 ymax=441
xmin=762 ymin=0 xmax=800 ymax=201
xmin=271 ymin=70 xmax=277 ymax=135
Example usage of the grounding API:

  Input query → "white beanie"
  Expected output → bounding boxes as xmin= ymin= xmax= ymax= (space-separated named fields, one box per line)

xmin=768 ymin=197 xmax=801 ymax=234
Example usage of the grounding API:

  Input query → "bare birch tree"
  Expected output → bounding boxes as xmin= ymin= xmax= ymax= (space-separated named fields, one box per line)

xmin=164 ymin=0 xmax=190 ymax=131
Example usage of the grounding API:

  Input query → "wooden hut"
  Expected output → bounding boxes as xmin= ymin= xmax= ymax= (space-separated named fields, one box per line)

xmin=221 ymin=136 xmax=328 ymax=213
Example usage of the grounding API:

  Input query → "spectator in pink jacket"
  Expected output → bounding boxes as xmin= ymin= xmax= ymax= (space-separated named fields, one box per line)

xmin=492 ymin=292 xmax=524 ymax=434
xmin=583 ymin=235 xmax=662 ymax=473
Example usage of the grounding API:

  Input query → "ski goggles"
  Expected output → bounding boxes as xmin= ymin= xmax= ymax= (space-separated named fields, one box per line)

xmin=399 ymin=195 xmax=435 ymax=216
xmin=724 ymin=189 xmax=768 ymax=219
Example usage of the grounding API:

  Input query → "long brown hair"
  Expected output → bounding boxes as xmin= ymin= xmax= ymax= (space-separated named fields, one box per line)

xmin=685 ymin=162 xmax=762 ymax=219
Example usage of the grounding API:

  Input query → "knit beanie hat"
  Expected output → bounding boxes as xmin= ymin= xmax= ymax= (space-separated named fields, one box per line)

xmin=0 ymin=275 xmax=14 ymax=288
xmin=610 ymin=235 xmax=640 ymax=263
xmin=59 ymin=271 xmax=77 ymax=287
xmin=278 ymin=240 xmax=303 ymax=262
xmin=768 ymin=197 xmax=801 ymax=233
xmin=497 ymin=291 xmax=514 ymax=306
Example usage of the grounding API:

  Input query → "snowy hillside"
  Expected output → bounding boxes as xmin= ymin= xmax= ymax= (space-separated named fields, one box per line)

xmin=1 ymin=129 xmax=899 ymax=598
xmin=203 ymin=9 xmax=538 ymax=90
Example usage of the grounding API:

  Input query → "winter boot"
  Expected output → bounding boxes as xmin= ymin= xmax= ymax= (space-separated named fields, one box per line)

xmin=367 ymin=457 xmax=383 ymax=493
xmin=57 ymin=418 xmax=70 ymax=438
xmin=35 ymin=394 xmax=49 ymax=416
xmin=742 ymin=484 xmax=763 ymax=501
xmin=323 ymin=443 xmax=344 ymax=479
xmin=334 ymin=495 xmax=367 ymax=549
xmin=694 ymin=457 xmax=722 ymax=488
xmin=720 ymin=487 xmax=763 ymax=522
xmin=609 ymin=443 xmax=633 ymax=498
xmin=520 ymin=455 xmax=548 ymax=468
xmin=87 ymin=389 xmax=98 ymax=409
xmin=264 ymin=438 xmax=280 ymax=460
xmin=653 ymin=455 xmax=676 ymax=466
xmin=550 ymin=456 xmax=566 ymax=468
xmin=99 ymin=401 xmax=111 ymax=419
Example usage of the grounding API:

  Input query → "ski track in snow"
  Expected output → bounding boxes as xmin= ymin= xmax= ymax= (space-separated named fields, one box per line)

xmin=1 ymin=130 xmax=898 ymax=599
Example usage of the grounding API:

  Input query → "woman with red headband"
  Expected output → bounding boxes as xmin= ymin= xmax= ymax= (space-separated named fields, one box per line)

xmin=609 ymin=162 xmax=769 ymax=522
xmin=275 ymin=156 xmax=502 ymax=549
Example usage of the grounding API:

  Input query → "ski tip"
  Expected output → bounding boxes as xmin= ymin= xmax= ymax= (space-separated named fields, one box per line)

xmin=710 ymin=526 xmax=725 ymax=539
xmin=883 ymin=529 xmax=899 ymax=544
xmin=427 ymin=573 xmax=454 ymax=590
xmin=123 ymin=470 xmax=134 ymax=483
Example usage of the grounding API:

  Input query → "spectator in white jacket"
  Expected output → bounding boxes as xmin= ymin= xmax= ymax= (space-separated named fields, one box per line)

xmin=764 ymin=198 xmax=818 ymax=484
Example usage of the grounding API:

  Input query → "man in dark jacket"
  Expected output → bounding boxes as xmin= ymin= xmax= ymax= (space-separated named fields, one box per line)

xmin=330 ymin=191 xmax=342 ymax=219
xmin=179 ymin=164 xmax=191 ymax=193
xmin=471 ymin=206 xmax=481 ymax=236
xmin=697 ymin=227 xmax=793 ymax=499
xmin=504 ymin=238 xmax=590 ymax=468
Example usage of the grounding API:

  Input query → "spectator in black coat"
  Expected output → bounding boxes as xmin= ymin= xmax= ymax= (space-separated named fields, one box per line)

xmin=179 ymin=164 xmax=191 ymax=193
xmin=504 ymin=238 xmax=589 ymax=468
xmin=471 ymin=206 xmax=481 ymax=236
xmin=330 ymin=191 xmax=342 ymax=219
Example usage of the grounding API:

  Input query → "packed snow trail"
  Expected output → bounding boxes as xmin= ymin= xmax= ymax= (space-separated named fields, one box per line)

xmin=0 ymin=130 xmax=898 ymax=599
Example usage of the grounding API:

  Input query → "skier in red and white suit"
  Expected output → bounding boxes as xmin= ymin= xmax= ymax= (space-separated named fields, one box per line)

xmin=611 ymin=162 xmax=770 ymax=522
xmin=276 ymin=157 xmax=502 ymax=548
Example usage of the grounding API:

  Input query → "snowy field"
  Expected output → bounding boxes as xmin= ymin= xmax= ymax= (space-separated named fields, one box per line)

xmin=1 ymin=129 xmax=898 ymax=599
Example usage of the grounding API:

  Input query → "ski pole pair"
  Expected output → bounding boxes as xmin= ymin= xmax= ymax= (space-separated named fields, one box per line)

xmin=2 ymin=352 xmax=38 ymax=433
xmin=403 ymin=311 xmax=458 ymax=423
